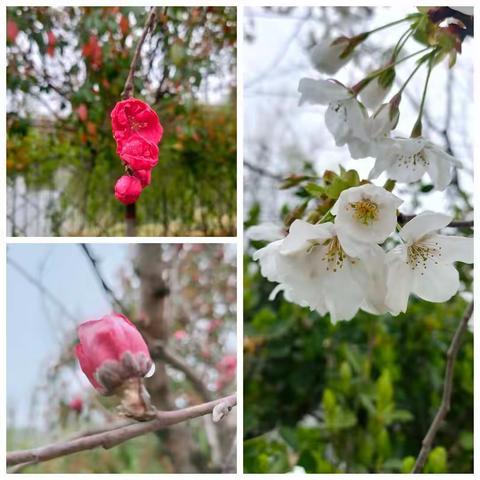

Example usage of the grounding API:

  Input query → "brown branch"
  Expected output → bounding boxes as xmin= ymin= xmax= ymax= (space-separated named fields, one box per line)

xmin=150 ymin=340 xmax=213 ymax=402
xmin=244 ymin=160 xmax=283 ymax=181
xmin=412 ymin=302 xmax=474 ymax=473
xmin=80 ymin=244 xmax=129 ymax=314
xmin=397 ymin=213 xmax=473 ymax=229
xmin=121 ymin=6 xmax=158 ymax=100
xmin=6 ymin=393 xmax=236 ymax=468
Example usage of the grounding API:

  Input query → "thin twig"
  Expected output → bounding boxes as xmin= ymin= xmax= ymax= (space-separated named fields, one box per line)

xmin=412 ymin=302 xmax=474 ymax=472
xmin=79 ymin=244 xmax=128 ymax=313
xmin=121 ymin=7 xmax=158 ymax=100
xmin=398 ymin=214 xmax=473 ymax=229
xmin=150 ymin=340 xmax=213 ymax=402
xmin=244 ymin=160 xmax=283 ymax=181
xmin=6 ymin=393 xmax=236 ymax=468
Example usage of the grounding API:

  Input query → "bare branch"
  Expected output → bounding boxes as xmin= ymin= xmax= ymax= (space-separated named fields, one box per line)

xmin=244 ymin=160 xmax=283 ymax=181
xmin=121 ymin=7 xmax=158 ymax=100
xmin=412 ymin=302 xmax=474 ymax=472
xmin=150 ymin=340 xmax=213 ymax=402
xmin=6 ymin=393 xmax=236 ymax=468
xmin=79 ymin=244 xmax=128 ymax=314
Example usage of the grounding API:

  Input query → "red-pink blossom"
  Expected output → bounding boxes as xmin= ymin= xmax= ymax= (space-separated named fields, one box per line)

xmin=7 ymin=20 xmax=19 ymax=43
xmin=133 ymin=169 xmax=152 ymax=188
xmin=173 ymin=329 xmax=188 ymax=341
xmin=75 ymin=313 xmax=152 ymax=395
xmin=76 ymin=104 xmax=88 ymax=122
xmin=117 ymin=134 xmax=159 ymax=170
xmin=216 ymin=354 xmax=237 ymax=390
xmin=47 ymin=31 xmax=56 ymax=57
xmin=111 ymin=98 xmax=163 ymax=146
xmin=68 ymin=396 xmax=83 ymax=413
xmin=114 ymin=175 xmax=142 ymax=205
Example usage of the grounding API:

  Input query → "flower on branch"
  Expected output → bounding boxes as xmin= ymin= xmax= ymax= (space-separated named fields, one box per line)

xmin=116 ymin=134 xmax=159 ymax=170
xmin=75 ymin=313 xmax=153 ymax=395
xmin=114 ymin=175 xmax=143 ymax=205
xmin=369 ymin=137 xmax=461 ymax=191
xmin=385 ymin=212 xmax=473 ymax=314
xmin=332 ymin=183 xmax=402 ymax=257
xmin=253 ymin=219 xmax=378 ymax=322
xmin=309 ymin=37 xmax=353 ymax=74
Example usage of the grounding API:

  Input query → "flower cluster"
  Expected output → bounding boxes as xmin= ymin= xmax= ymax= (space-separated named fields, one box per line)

xmin=250 ymin=185 xmax=472 ymax=322
xmin=111 ymin=98 xmax=163 ymax=205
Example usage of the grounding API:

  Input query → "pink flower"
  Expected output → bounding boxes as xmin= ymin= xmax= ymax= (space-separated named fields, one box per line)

xmin=75 ymin=313 xmax=152 ymax=395
xmin=133 ymin=169 xmax=152 ymax=187
xmin=117 ymin=134 xmax=159 ymax=170
xmin=216 ymin=354 xmax=236 ymax=390
xmin=76 ymin=104 xmax=88 ymax=122
xmin=68 ymin=396 xmax=83 ymax=413
xmin=111 ymin=98 xmax=163 ymax=146
xmin=173 ymin=329 xmax=188 ymax=341
xmin=114 ymin=175 xmax=142 ymax=205
xmin=7 ymin=20 xmax=19 ymax=43
xmin=47 ymin=31 xmax=56 ymax=57
xmin=207 ymin=319 xmax=222 ymax=333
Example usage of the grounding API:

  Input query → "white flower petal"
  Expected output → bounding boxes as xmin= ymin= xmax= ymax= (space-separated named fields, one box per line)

xmin=298 ymin=78 xmax=351 ymax=106
xmin=424 ymin=148 xmax=453 ymax=191
xmin=280 ymin=219 xmax=334 ymax=255
xmin=309 ymin=40 xmax=350 ymax=74
xmin=399 ymin=211 xmax=452 ymax=244
xmin=359 ymin=78 xmax=391 ymax=110
xmin=385 ymin=247 xmax=412 ymax=315
xmin=247 ymin=222 xmax=284 ymax=242
xmin=412 ymin=263 xmax=460 ymax=303
xmin=435 ymin=234 xmax=473 ymax=264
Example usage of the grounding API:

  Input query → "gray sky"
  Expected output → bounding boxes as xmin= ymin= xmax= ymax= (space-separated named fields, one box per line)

xmin=244 ymin=6 xmax=473 ymax=222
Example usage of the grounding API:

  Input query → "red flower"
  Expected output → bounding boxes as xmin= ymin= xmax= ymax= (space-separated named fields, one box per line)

xmin=68 ymin=396 xmax=83 ymax=413
xmin=47 ymin=31 xmax=56 ymax=57
xmin=117 ymin=134 xmax=159 ymax=170
xmin=7 ymin=20 xmax=19 ymax=43
xmin=216 ymin=354 xmax=236 ymax=390
xmin=76 ymin=104 xmax=88 ymax=122
xmin=111 ymin=98 xmax=163 ymax=146
xmin=133 ymin=169 xmax=152 ymax=187
xmin=114 ymin=175 xmax=143 ymax=205
xmin=75 ymin=313 xmax=152 ymax=395
xmin=82 ymin=35 xmax=102 ymax=70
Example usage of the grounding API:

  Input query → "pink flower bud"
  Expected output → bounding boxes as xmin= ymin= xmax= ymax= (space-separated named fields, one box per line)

xmin=111 ymin=98 xmax=163 ymax=146
xmin=133 ymin=169 xmax=152 ymax=188
xmin=173 ymin=329 xmax=188 ymax=341
xmin=75 ymin=313 xmax=153 ymax=395
xmin=77 ymin=104 xmax=88 ymax=122
xmin=114 ymin=175 xmax=142 ymax=205
xmin=117 ymin=134 xmax=159 ymax=170
xmin=68 ymin=396 xmax=83 ymax=413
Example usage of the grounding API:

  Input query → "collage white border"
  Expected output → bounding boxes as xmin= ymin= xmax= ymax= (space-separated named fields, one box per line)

xmin=1 ymin=1 xmax=477 ymax=478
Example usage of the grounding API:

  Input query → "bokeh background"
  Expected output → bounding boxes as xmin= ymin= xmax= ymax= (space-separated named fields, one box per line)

xmin=7 ymin=243 xmax=237 ymax=473
xmin=243 ymin=6 xmax=473 ymax=473
xmin=7 ymin=7 xmax=236 ymax=236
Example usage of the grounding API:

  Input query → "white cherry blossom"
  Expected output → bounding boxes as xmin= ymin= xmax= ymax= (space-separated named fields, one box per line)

xmin=369 ymin=137 xmax=461 ymax=190
xmin=309 ymin=37 xmax=351 ymax=74
xmin=253 ymin=219 xmax=372 ymax=322
xmin=359 ymin=77 xmax=392 ymax=110
xmin=385 ymin=212 xmax=473 ymax=314
xmin=246 ymin=222 xmax=284 ymax=242
xmin=298 ymin=78 xmax=371 ymax=159
xmin=332 ymin=184 xmax=402 ymax=256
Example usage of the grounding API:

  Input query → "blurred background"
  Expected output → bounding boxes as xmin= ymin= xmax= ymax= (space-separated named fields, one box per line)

xmin=243 ymin=6 xmax=473 ymax=474
xmin=7 ymin=7 xmax=236 ymax=236
xmin=7 ymin=243 xmax=237 ymax=473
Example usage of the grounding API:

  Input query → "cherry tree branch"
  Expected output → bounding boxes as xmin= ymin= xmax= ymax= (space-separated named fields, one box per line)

xmin=397 ymin=213 xmax=473 ymax=229
xmin=6 ymin=393 xmax=236 ymax=468
xmin=121 ymin=6 xmax=158 ymax=100
xmin=412 ymin=302 xmax=474 ymax=473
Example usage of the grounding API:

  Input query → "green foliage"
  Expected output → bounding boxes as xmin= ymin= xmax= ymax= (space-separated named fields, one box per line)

xmin=7 ymin=6 xmax=236 ymax=236
xmin=244 ymin=234 xmax=473 ymax=473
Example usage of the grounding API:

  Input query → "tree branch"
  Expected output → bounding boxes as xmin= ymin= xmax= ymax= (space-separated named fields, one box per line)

xmin=244 ymin=160 xmax=283 ymax=181
xmin=412 ymin=302 xmax=474 ymax=473
xmin=6 ymin=393 xmax=236 ymax=468
xmin=150 ymin=340 xmax=213 ymax=402
xmin=121 ymin=6 xmax=158 ymax=100
xmin=79 ymin=244 xmax=129 ymax=314
xmin=397 ymin=213 xmax=473 ymax=229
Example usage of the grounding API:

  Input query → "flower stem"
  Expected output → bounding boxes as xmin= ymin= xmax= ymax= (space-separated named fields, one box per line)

xmin=364 ymin=16 xmax=415 ymax=37
xmin=411 ymin=52 xmax=436 ymax=138
xmin=392 ymin=28 xmax=414 ymax=60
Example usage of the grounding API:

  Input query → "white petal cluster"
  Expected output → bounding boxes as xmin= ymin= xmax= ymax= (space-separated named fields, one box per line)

xmin=309 ymin=38 xmax=352 ymax=74
xmin=250 ymin=187 xmax=472 ymax=322
xmin=298 ymin=75 xmax=461 ymax=190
